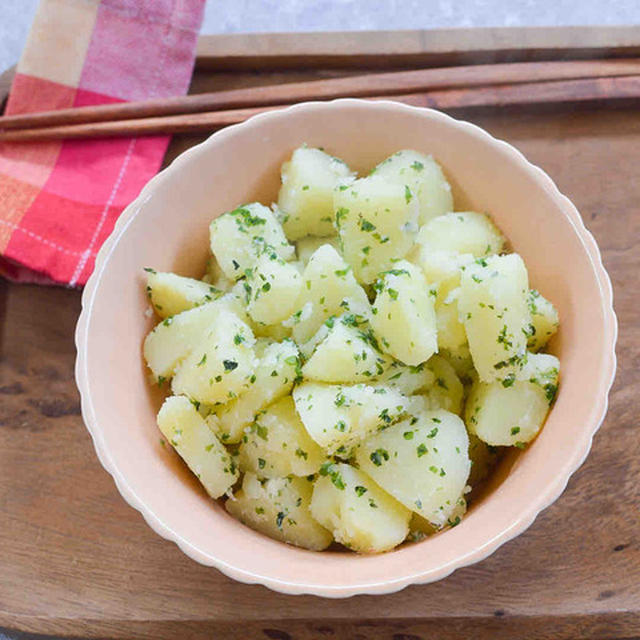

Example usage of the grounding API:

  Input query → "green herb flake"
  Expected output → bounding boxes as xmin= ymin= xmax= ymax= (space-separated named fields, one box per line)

xmin=196 ymin=353 xmax=207 ymax=367
xmin=223 ymin=359 xmax=238 ymax=371
xmin=355 ymin=485 xmax=368 ymax=497
xmin=370 ymin=448 xmax=390 ymax=466
xmin=359 ymin=218 xmax=376 ymax=232
xmin=417 ymin=443 xmax=428 ymax=457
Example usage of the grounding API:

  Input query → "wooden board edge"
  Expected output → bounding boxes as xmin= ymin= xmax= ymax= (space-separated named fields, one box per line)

xmin=195 ymin=26 xmax=640 ymax=69
xmin=2 ymin=611 xmax=640 ymax=640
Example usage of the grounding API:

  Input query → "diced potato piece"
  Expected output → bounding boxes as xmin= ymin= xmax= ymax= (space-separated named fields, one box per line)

xmin=377 ymin=360 xmax=435 ymax=395
xmin=458 ymin=254 xmax=530 ymax=382
xmin=310 ymin=463 xmax=410 ymax=553
xmin=209 ymin=203 xmax=294 ymax=280
xmin=157 ymin=396 xmax=238 ymax=498
xmin=372 ymin=150 xmax=453 ymax=224
xmin=202 ymin=255 xmax=234 ymax=290
xmin=249 ymin=321 xmax=292 ymax=342
xmin=246 ymin=253 xmax=302 ymax=325
xmin=409 ymin=496 xmax=467 ymax=541
xmin=296 ymin=235 xmax=340 ymax=266
xmin=467 ymin=433 xmax=501 ymax=488
xmin=145 ymin=270 xmax=223 ymax=319
xmin=439 ymin=345 xmax=475 ymax=381
xmin=226 ymin=473 xmax=332 ymax=551
xmin=216 ymin=339 xmax=299 ymax=443
xmin=278 ymin=146 xmax=354 ymax=240
xmin=171 ymin=309 xmax=256 ymax=405
xmin=383 ymin=355 xmax=462 ymax=415
xmin=238 ymin=397 xmax=326 ymax=477
xmin=527 ymin=289 xmax=559 ymax=352
xmin=298 ymin=321 xmax=330 ymax=360
xmin=355 ymin=409 xmax=470 ymax=527
xmin=435 ymin=293 xmax=467 ymax=354
xmin=416 ymin=211 xmax=505 ymax=257
xmin=287 ymin=244 xmax=370 ymax=344
xmin=302 ymin=315 xmax=391 ymax=383
xmin=293 ymin=382 xmax=410 ymax=456
xmin=418 ymin=355 xmax=465 ymax=415
xmin=414 ymin=249 xmax=473 ymax=299
xmin=465 ymin=352 xmax=560 ymax=446
xmin=334 ymin=175 xmax=420 ymax=283
xmin=371 ymin=261 xmax=437 ymax=366
xmin=143 ymin=298 xmax=244 ymax=381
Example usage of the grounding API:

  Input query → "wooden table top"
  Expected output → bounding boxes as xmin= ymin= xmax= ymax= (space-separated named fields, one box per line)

xmin=0 ymin=29 xmax=639 ymax=640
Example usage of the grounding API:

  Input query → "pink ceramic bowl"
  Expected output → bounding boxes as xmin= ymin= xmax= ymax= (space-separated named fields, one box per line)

xmin=75 ymin=100 xmax=617 ymax=597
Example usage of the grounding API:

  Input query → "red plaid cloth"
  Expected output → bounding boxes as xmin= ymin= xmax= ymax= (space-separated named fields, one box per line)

xmin=0 ymin=0 xmax=205 ymax=286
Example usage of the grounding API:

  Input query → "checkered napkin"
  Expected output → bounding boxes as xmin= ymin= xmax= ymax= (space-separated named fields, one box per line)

xmin=0 ymin=0 xmax=205 ymax=286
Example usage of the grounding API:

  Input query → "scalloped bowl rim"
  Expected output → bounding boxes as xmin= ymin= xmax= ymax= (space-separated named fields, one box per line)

xmin=75 ymin=99 xmax=617 ymax=597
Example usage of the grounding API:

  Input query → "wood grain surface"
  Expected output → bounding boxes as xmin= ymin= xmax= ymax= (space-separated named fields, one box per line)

xmin=1 ymin=30 xmax=639 ymax=640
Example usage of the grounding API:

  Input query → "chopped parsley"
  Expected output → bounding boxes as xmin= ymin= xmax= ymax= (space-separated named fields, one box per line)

xmin=370 ymin=448 xmax=389 ymax=466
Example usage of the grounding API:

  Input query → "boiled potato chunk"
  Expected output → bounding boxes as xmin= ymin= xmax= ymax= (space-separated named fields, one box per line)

xmin=355 ymin=409 xmax=470 ymax=527
xmin=215 ymin=339 xmax=299 ymax=443
xmin=310 ymin=463 xmax=410 ymax=552
xmin=293 ymin=382 xmax=410 ymax=456
xmin=409 ymin=496 xmax=466 ymax=540
xmin=226 ymin=473 xmax=332 ymax=551
xmin=302 ymin=315 xmax=391 ymax=383
xmin=143 ymin=298 xmax=244 ymax=381
xmin=372 ymin=150 xmax=453 ymax=224
xmin=467 ymin=433 xmax=501 ymax=488
xmin=377 ymin=360 xmax=435 ymax=395
xmin=416 ymin=355 xmax=465 ymax=415
xmin=287 ymin=244 xmax=370 ymax=344
xmin=171 ymin=309 xmax=256 ymax=405
xmin=157 ymin=396 xmax=238 ymax=498
xmin=209 ymin=203 xmax=294 ymax=280
xmin=527 ymin=289 xmax=559 ymax=352
xmin=439 ymin=345 xmax=475 ymax=381
xmin=334 ymin=175 xmax=420 ymax=283
xmin=435 ymin=293 xmax=467 ymax=354
xmin=246 ymin=253 xmax=302 ymax=325
xmin=371 ymin=261 xmax=437 ymax=366
xmin=465 ymin=352 xmax=560 ymax=446
xmin=278 ymin=146 xmax=354 ymax=240
xmin=145 ymin=270 xmax=223 ymax=319
xmin=238 ymin=396 xmax=326 ymax=477
xmin=458 ymin=254 xmax=530 ymax=382
xmin=296 ymin=235 xmax=340 ymax=266
xmin=416 ymin=211 xmax=505 ymax=257
xmin=202 ymin=255 xmax=233 ymax=290
xmin=413 ymin=248 xmax=471 ymax=292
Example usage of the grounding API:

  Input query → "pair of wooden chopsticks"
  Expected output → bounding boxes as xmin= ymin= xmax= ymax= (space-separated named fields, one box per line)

xmin=1 ymin=59 xmax=639 ymax=142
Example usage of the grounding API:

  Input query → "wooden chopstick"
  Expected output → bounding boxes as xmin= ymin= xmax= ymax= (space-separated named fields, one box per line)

xmin=1 ymin=59 xmax=640 ymax=132
xmin=1 ymin=75 xmax=639 ymax=143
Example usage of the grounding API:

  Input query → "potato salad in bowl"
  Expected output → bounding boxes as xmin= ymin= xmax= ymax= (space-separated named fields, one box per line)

xmin=141 ymin=146 xmax=560 ymax=554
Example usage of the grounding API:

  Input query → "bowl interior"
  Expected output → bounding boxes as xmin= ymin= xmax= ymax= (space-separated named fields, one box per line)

xmin=82 ymin=101 xmax=610 ymax=594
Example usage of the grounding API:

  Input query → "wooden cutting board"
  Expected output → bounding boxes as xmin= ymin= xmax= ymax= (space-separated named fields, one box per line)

xmin=1 ymin=27 xmax=639 ymax=640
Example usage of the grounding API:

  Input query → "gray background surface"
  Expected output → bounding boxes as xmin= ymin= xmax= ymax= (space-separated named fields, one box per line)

xmin=0 ymin=0 xmax=639 ymax=73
